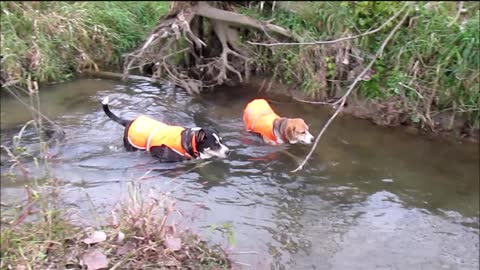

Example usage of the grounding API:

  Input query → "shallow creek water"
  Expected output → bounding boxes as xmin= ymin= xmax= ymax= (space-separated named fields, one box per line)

xmin=1 ymin=78 xmax=479 ymax=270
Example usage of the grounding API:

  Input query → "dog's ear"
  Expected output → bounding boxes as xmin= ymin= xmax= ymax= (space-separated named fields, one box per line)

xmin=196 ymin=129 xmax=207 ymax=142
xmin=285 ymin=121 xmax=296 ymax=141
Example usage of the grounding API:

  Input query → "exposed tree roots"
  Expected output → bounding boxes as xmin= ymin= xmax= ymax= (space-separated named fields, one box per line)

xmin=123 ymin=1 xmax=294 ymax=94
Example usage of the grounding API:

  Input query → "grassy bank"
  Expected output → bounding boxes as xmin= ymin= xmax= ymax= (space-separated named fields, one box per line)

xmin=1 ymin=1 xmax=169 ymax=86
xmin=0 ymin=182 xmax=232 ymax=269
xmin=241 ymin=1 xmax=479 ymax=135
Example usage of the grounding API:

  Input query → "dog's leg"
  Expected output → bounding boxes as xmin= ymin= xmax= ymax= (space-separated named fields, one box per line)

xmin=122 ymin=122 xmax=138 ymax=152
xmin=263 ymin=136 xmax=277 ymax=145
xmin=150 ymin=146 xmax=186 ymax=163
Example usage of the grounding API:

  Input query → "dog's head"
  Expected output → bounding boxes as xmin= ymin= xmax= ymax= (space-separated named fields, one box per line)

xmin=284 ymin=118 xmax=314 ymax=144
xmin=193 ymin=128 xmax=230 ymax=159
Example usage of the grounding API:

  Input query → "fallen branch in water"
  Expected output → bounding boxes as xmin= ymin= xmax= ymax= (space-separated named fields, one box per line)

xmin=82 ymin=70 xmax=166 ymax=84
xmin=291 ymin=3 xmax=412 ymax=173
xmin=248 ymin=3 xmax=407 ymax=47
xmin=292 ymin=96 xmax=340 ymax=106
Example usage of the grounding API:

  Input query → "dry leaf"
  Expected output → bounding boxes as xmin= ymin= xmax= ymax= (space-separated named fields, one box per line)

xmin=165 ymin=234 xmax=182 ymax=251
xmin=83 ymin=231 xmax=107 ymax=245
xmin=82 ymin=248 xmax=109 ymax=270
xmin=116 ymin=242 xmax=136 ymax=256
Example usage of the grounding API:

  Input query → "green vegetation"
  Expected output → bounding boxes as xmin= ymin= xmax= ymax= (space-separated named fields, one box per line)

xmin=1 ymin=1 xmax=169 ymax=85
xmin=0 ymin=182 xmax=232 ymax=269
xmin=241 ymin=1 xmax=480 ymax=132
xmin=1 ymin=1 xmax=477 ymax=133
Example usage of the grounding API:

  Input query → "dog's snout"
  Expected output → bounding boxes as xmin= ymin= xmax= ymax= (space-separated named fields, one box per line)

xmin=301 ymin=132 xmax=314 ymax=144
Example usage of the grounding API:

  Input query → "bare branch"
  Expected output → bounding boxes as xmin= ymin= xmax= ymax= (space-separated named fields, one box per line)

xmin=248 ymin=3 xmax=408 ymax=47
xmin=195 ymin=1 xmax=295 ymax=39
xmin=83 ymin=70 xmax=164 ymax=83
xmin=291 ymin=3 xmax=412 ymax=173
xmin=292 ymin=96 xmax=336 ymax=105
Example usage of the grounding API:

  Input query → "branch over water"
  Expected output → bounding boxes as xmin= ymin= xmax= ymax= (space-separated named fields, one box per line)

xmin=291 ymin=3 xmax=412 ymax=173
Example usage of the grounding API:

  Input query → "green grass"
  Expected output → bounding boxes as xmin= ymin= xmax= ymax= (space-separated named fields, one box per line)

xmin=1 ymin=1 xmax=169 ymax=85
xmin=240 ymin=1 xmax=480 ymax=130
xmin=0 ymin=158 xmax=232 ymax=269
xmin=0 ymin=184 xmax=232 ymax=269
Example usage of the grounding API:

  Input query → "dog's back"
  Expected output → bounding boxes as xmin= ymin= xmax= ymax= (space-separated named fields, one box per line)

xmin=243 ymin=99 xmax=280 ymax=142
xmin=127 ymin=115 xmax=184 ymax=152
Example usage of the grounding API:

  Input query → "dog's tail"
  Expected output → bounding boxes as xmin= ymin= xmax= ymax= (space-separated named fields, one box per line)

xmin=102 ymin=96 xmax=129 ymax=127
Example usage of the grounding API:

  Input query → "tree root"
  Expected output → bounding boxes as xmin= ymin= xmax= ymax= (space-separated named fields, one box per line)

xmin=122 ymin=1 xmax=294 ymax=94
xmin=212 ymin=20 xmax=249 ymax=83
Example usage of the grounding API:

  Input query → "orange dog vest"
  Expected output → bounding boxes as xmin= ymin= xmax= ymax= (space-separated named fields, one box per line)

xmin=243 ymin=99 xmax=281 ymax=144
xmin=127 ymin=115 xmax=197 ymax=158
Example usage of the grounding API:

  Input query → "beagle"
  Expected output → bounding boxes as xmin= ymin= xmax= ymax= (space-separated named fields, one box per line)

xmin=243 ymin=99 xmax=314 ymax=145
xmin=102 ymin=97 xmax=230 ymax=163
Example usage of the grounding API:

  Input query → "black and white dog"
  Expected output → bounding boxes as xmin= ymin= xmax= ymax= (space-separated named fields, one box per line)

xmin=102 ymin=97 xmax=230 ymax=163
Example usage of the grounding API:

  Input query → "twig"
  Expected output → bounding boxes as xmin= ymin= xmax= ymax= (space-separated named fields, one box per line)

xmin=82 ymin=70 xmax=162 ymax=83
xmin=232 ymin=261 xmax=252 ymax=267
xmin=292 ymin=96 xmax=335 ymax=105
xmin=0 ymin=80 xmax=19 ymax=88
xmin=257 ymin=78 xmax=267 ymax=93
xmin=11 ymin=185 xmax=36 ymax=226
xmin=230 ymin=251 xmax=259 ymax=255
xmin=265 ymin=65 xmax=279 ymax=93
xmin=448 ymin=1 xmax=464 ymax=27
xmin=124 ymin=33 xmax=161 ymax=75
xmin=1 ymin=144 xmax=31 ymax=180
xmin=398 ymin=82 xmax=424 ymax=99
xmin=162 ymin=47 xmax=189 ymax=60
xmin=4 ymin=86 xmax=63 ymax=130
xmin=292 ymin=4 xmax=412 ymax=173
xmin=248 ymin=3 xmax=408 ymax=47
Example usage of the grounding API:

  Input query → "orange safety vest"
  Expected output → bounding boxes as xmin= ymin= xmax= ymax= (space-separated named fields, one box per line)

xmin=127 ymin=115 xmax=198 ymax=158
xmin=243 ymin=99 xmax=281 ymax=144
